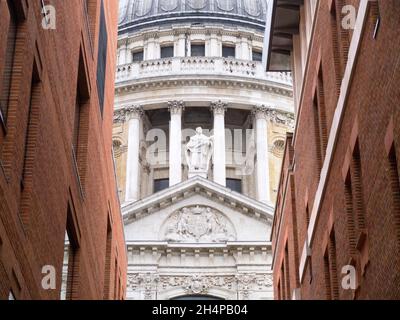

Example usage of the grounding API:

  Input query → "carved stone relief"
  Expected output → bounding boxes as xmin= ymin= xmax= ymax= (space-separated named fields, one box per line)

xmin=161 ymin=206 xmax=236 ymax=242
xmin=127 ymin=273 xmax=273 ymax=298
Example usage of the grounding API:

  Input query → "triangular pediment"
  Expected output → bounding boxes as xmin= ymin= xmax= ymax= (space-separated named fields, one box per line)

xmin=122 ymin=176 xmax=274 ymax=225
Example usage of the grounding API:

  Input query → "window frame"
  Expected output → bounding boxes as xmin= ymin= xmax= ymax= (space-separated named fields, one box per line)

xmin=190 ymin=43 xmax=206 ymax=57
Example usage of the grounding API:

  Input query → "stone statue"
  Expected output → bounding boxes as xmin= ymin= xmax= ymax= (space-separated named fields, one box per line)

xmin=185 ymin=127 xmax=213 ymax=178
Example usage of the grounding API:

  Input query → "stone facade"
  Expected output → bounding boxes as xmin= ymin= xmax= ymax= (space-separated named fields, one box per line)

xmin=269 ymin=0 xmax=400 ymax=300
xmin=0 ymin=0 xmax=126 ymax=299
xmin=114 ymin=0 xmax=294 ymax=300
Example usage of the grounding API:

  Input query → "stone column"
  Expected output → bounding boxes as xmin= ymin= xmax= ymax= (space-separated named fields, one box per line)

xmin=119 ymin=46 xmax=127 ymax=65
xmin=240 ymin=36 xmax=251 ymax=60
xmin=125 ymin=105 xmax=144 ymax=203
xmin=252 ymin=105 xmax=271 ymax=203
xmin=176 ymin=33 xmax=186 ymax=57
xmin=211 ymin=101 xmax=227 ymax=186
xmin=168 ymin=101 xmax=185 ymax=186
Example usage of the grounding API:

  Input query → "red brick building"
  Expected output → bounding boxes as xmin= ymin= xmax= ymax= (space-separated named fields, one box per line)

xmin=0 ymin=0 xmax=126 ymax=299
xmin=266 ymin=0 xmax=400 ymax=299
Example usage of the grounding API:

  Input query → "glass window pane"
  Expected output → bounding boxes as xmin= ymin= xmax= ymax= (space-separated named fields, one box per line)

xmin=222 ymin=46 xmax=235 ymax=58
xmin=252 ymin=50 xmax=263 ymax=62
xmin=191 ymin=44 xmax=205 ymax=57
xmin=154 ymin=179 xmax=169 ymax=192
xmin=132 ymin=50 xmax=144 ymax=62
xmin=226 ymin=178 xmax=242 ymax=193
xmin=161 ymin=46 xmax=174 ymax=58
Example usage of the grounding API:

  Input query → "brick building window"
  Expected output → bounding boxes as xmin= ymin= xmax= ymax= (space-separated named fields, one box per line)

xmin=73 ymin=48 xmax=91 ymax=193
xmin=0 ymin=0 xmax=18 ymax=128
xmin=280 ymin=263 xmax=286 ymax=300
xmin=65 ymin=204 xmax=81 ymax=300
xmin=351 ymin=142 xmax=366 ymax=231
xmin=113 ymin=258 xmax=119 ymax=299
xmin=344 ymin=140 xmax=367 ymax=256
xmin=387 ymin=144 xmax=400 ymax=249
xmin=277 ymin=279 xmax=282 ymax=300
xmin=330 ymin=0 xmax=350 ymax=79
xmin=313 ymin=66 xmax=328 ymax=176
xmin=103 ymin=217 xmax=112 ymax=299
xmin=19 ymin=61 xmax=42 ymax=229
xmin=284 ymin=244 xmax=291 ymax=299
xmin=344 ymin=172 xmax=357 ymax=255
xmin=97 ymin=0 xmax=107 ymax=115
xmin=329 ymin=1 xmax=342 ymax=97
xmin=324 ymin=229 xmax=339 ymax=300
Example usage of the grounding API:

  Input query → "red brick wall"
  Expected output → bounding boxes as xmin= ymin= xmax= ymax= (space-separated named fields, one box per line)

xmin=0 ymin=0 xmax=126 ymax=299
xmin=272 ymin=0 xmax=400 ymax=299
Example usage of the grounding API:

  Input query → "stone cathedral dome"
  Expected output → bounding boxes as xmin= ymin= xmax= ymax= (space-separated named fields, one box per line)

xmin=119 ymin=0 xmax=269 ymax=31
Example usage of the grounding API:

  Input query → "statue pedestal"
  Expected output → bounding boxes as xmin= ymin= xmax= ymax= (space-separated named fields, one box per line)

xmin=188 ymin=170 xmax=207 ymax=179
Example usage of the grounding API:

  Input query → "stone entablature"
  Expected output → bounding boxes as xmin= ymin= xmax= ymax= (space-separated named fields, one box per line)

xmin=127 ymin=271 xmax=273 ymax=300
xmin=125 ymin=241 xmax=273 ymax=300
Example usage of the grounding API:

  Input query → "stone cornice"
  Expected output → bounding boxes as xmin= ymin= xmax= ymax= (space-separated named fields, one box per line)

xmin=118 ymin=25 xmax=263 ymax=47
xmin=126 ymin=241 xmax=272 ymax=251
xmin=115 ymin=78 xmax=293 ymax=98
xmin=122 ymin=176 xmax=274 ymax=225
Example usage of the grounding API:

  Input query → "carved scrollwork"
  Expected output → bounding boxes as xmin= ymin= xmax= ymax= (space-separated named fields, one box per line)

xmin=161 ymin=206 xmax=236 ymax=243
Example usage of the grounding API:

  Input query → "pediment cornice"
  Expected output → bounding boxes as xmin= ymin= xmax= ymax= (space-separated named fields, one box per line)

xmin=123 ymin=176 xmax=274 ymax=225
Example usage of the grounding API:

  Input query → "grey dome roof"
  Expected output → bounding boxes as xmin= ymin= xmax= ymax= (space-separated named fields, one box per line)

xmin=119 ymin=0 xmax=269 ymax=32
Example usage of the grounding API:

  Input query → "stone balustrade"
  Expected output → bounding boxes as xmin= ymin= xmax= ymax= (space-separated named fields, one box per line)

xmin=115 ymin=57 xmax=292 ymax=86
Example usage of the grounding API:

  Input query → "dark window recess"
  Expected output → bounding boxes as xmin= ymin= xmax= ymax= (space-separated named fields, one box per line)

xmin=226 ymin=178 xmax=242 ymax=193
xmin=132 ymin=50 xmax=144 ymax=62
xmin=96 ymin=0 xmax=107 ymax=116
xmin=0 ymin=0 xmax=18 ymax=126
xmin=191 ymin=44 xmax=205 ymax=57
xmin=252 ymin=50 xmax=263 ymax=62
xmin=222 ymin=46 xmax=235 ymax=58
xmin=161 ymin=46 xmax=174 ymax=58
xmin=154 ymin=179 xmax=169 ymax=193
xmin=73 ymin=96 xmax=81 ymax=155
xmin=65 ymin=205 xmax=80 ymax=300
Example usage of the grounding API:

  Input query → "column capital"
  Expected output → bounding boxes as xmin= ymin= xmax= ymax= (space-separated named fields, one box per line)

xmin=252 ymin=104 xmax=274 ymax=120
xmin=210 ymin=100 xmax=228 ymax=115
xmin=168 ymin=100 xmax=185 ymax=115
xmin=126 ymin=105 xmax=144 ymax=121
xmin=114 ymin=105 xmax=144 ymax=122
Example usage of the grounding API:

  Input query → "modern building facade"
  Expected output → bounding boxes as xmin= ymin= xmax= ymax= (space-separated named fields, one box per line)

xmin=0 ymin=0 xmax=126 ymax=299
xmin=113 ymin=0 xmax=294 ymax=300
xmin=268 ymin=0 xmax=400 ymax=299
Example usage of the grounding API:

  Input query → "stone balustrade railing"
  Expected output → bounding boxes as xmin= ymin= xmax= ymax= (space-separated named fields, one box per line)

xmin=115 ymin=57 xmax=292 ymax=86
